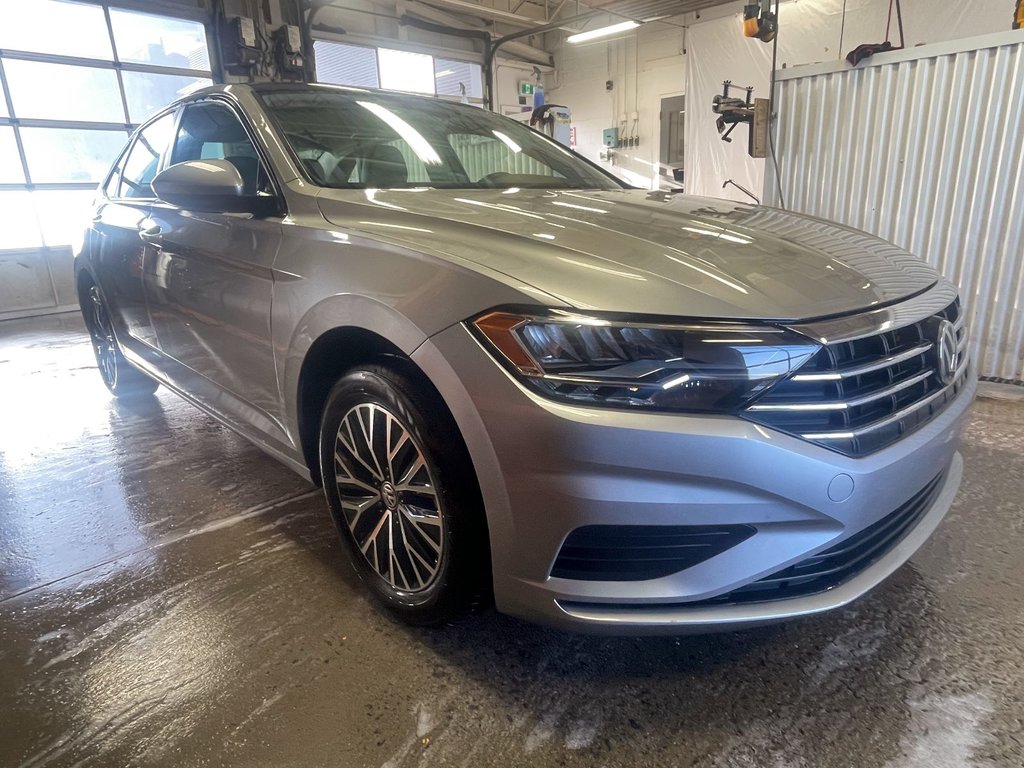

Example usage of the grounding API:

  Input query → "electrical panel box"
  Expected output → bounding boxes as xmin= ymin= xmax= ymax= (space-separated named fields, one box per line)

xmin=602 ymin=127 xmax=619 ymax=148
xmin=220 ymin=15 xmax=259 ymax=72
xmin=281 ymin=24 xmax=301 ymax=54
xmin=234 ymin=16 xmax=256 ymax=48
xmin=273 ymin=23 xmax=305 ymax=78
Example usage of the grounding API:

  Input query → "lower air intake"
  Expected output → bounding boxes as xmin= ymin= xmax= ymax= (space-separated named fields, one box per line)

xmin=693 ymin=471 xmax=944 ymax=605
xmin=550 ymin=524 xmax=756 ymax=582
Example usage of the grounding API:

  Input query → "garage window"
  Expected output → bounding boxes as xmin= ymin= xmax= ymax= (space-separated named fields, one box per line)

xmin=0 ymin=0 xmax=212 ymax=251
xmin=313 ymin=40 xmax=483 ymax=104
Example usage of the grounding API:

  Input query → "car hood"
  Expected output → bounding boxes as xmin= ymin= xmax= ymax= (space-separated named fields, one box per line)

xmin=316 ymin=188 xmax=938 ymax=321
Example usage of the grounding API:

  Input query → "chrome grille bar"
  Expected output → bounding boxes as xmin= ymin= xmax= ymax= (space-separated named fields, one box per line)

xmin=748 ymin=369 xmax=934 ymax=412
xmin=790 ymin=342 xmax=932 ymax=382
xmin=744 ymin=296 xmax=970 ymax=456
xmin=799 ymin=357 xmax=970 ymax=440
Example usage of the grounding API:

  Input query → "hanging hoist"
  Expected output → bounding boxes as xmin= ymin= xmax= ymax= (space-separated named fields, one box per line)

xmin=742 ymin=0 xmax=778 ymax=43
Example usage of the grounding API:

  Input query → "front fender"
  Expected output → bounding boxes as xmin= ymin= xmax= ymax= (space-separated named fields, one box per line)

xmin=271 ymin=226 xmax=567 ymax=452
xmin=277 ymin=293 xmax=426 ymax=447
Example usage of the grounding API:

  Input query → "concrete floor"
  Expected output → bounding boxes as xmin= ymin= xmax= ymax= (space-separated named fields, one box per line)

xmin=1 ymin=313 xmax=1022 ymax=768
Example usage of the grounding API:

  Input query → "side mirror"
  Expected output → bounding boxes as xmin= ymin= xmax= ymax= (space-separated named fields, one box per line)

xmin=152 ymin=160 xmax=278 ymax=216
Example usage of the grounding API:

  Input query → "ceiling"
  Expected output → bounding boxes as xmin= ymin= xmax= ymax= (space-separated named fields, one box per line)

xmin=410 ymin=0 xmax=741 ymax=30
xmin=581 ymin=0 xmax=740 ymax=23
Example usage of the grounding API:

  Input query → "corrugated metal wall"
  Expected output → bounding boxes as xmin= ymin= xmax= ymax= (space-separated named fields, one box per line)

xmin=393 ymin=135 xmax=552 ymax=184
xmin=766 ymin=32 xmax=1024 ymax=383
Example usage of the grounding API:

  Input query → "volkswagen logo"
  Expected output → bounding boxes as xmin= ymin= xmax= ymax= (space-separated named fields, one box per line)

xmin=381 ymin=481 xmax=399 ymax=510
xmin=936 ymin=319 xmax=958 ymax=386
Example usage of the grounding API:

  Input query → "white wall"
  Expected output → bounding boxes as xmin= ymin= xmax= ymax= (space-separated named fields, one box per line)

xmin=551 ymin=0 xmax=1010 ymax=198
xmin=547 ymin=22 xmax=686 ymax=188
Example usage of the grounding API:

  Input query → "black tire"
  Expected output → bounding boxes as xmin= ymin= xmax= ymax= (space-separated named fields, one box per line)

xmin=318 ymin=362 xmax=490 ymax=626
xmin=82 ymin=282 xmax=159 ymax=399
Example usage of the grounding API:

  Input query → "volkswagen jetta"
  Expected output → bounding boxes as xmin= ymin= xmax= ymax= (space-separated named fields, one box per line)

xmin=75 ymin=83 xmax=975 ymax=633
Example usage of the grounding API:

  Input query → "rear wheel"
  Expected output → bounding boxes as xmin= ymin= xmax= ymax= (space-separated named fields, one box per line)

xmin=83 ymin=283 xmax=158 ymax=398
xmin=318 ymin=363 xmax=489 ymax=625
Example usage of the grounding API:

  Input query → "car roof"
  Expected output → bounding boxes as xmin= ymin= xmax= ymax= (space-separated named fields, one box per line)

xmin=173 ymin=81 xmax=466 ymax=109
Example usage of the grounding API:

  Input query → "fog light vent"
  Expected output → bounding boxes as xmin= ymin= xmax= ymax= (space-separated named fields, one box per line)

xmin=550 ymin=524 xmax=756 ymax=582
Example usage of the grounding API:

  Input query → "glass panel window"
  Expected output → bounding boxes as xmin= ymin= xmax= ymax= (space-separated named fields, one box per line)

xmin=0 ymin=0 xmax=113 ymax=60
xmin=314 ymin=41 xmax=379 ymax=88
xmin=34 ymin=189 xmax=96 ymax=247
xmin=434 ymin=59 xmax=483 ymax=100
xmin=0 ymin=192 xmax=43 ymax=250
xmin=259 ymin=90 xmax=618 ymax=190
xmin=122 ymin=71 xmax=211 ymax=123
xmin=4 ymin=60 xmax=124 ymax=123
xmin=0 ymin=127 xmax=25 ymax=184
xmin=104 ymin=167 xmax=123 ymax=198
xmin=170 ymin=103 xmax=272 ymax=195
xmin=20 ymin=128 xmax=128 ymax=184
xmin=119 ymin=112 xmax=176 ymax=199
xmin=109 ymin=9 xmax=211 ymax=70
xmin=377 ymin=49 xmax=434 ymax=94
xmin=449 ymin=133 xmax=556 ymax=182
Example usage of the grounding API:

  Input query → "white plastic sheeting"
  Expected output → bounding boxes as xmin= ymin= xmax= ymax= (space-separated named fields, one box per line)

xmin=684 ymin=0 xmax=1009 ymax=203
xmin=767 ymin=30 xmax=1024 ymax=382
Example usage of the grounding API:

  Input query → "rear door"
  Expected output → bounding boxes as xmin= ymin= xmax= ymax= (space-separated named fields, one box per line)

xmin=143 ymin=98 xmax=286 ymax=441
xmin=93 ymin=110 xmax=176 ymax=352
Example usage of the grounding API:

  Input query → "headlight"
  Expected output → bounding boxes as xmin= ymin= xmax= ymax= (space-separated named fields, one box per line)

xmin=471 ymin=309 xmax=820 ymax=413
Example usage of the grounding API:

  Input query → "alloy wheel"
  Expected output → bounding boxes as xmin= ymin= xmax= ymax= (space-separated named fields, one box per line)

xmin=332 ymin=403 xmax=445 ymax=593
xmin=88 ymin=285 xmax=118 ymax=389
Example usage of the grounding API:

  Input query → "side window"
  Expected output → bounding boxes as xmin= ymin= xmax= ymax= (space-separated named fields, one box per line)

xmin=103 ymin=156 xmax=124 ymax=198
xmin=170 ymin=102 xmax=273 ymax=196
xmin=119 ymin=111 xmax=175 ymax=199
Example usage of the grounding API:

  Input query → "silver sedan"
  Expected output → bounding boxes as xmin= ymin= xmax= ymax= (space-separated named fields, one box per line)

xmin=75 ymin=83 xmax=975 ymax=633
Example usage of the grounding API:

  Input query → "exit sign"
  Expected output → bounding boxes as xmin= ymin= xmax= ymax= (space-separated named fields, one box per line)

xmin=518 ymin=81 xmax=534 ymax=96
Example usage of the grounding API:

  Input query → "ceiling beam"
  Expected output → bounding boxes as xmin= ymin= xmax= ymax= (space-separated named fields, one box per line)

xmin=417 ymin=0 xmax=581 ymax=30
xmin=401 ymin=1 xmax=554 ymax=61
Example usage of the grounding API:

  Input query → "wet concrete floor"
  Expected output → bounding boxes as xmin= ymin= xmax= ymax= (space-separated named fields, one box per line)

xmin=1 ymin=313 xmax=1022 ymax=767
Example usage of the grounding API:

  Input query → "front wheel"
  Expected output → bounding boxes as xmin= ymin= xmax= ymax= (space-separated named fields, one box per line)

xmin=318 ymin=363 xmax=489 ymax=625
xmin=83 ymin=283 xmax=158 ymax=398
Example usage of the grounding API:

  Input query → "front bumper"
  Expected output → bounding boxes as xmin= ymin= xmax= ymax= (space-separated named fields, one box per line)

xmin=412 ymin=323 xmax=976 ymax=635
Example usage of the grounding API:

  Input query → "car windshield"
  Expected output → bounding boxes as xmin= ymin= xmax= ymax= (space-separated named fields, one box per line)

xmin=258 ymin=88 xmax=624 ymax=191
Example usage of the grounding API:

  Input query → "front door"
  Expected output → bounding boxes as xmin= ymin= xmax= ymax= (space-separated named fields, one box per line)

xmin=93 ymin=110 xmax=176 ymax=353
xmin=144 ymin=99 xmax=286 ymax=440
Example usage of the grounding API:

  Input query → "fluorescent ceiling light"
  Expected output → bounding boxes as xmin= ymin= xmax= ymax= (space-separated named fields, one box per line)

xmin=567 ymin=20 xmax=639 ymax=44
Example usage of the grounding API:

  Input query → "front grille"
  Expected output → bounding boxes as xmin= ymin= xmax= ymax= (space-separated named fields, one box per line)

xmin=745 ymin=299 xmax=969 ymax=456
xmin=693 ymin=471 xmax=944 ymax=606
xmin=550 ymin=524 xmax=756 ymax=581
